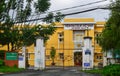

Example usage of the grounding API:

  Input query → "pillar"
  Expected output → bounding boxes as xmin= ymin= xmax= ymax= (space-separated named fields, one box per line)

xmin=82 ymin=37 xmax=94 ymax=70
xmin=18 ymin=46 xmax=26 ymax=68
xmin=34 ymin=37 xmax=45 ymax=70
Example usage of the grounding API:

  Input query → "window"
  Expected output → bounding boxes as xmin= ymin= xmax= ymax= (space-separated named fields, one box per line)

xmin=59 ymin=33 xmax=63 ymax=37
xmin=58 ymin=32 xmax=64 ymax=43
xmin=96 ymin=55 xmax=102 ymax=60
xmin=59 ymin=53 xmax=64 ymax=60
xmin=59 ymin=38 xmax=63 ymax=43
xmin=97 ymin=56 xmax=99 ymax=59
xmin=73 ymin=30 xmax=84 ymax=42
xmin=99 ymin=56 xmax=102 ymax=59
xmin=96 ymin=32 xmax=101 ymax=44
xmin=58 ymin=32 xmax=63 ymax=38
xmin=73 ymin=31 xmax=84 ymax=49
xmin=96 ymin=34 xmax=99 ymax=44
xmin=46 ymin=55 xmax=50 ymax=60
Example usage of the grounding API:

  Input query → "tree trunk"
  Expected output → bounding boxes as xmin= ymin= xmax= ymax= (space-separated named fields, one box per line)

xmin=11 ymin=42 xmax=14 ymax=51
xmin=7 ymin=43 xmax=10 ymax=51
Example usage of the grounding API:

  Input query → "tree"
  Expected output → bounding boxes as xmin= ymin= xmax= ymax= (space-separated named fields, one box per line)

xmin=50 ymin=47 xmax=56 ymax=65
xmin=0 ymin=21 xmax=15 ymax=51
xmin=0 ymin=0 xmax=5 ymax=20
xmin=97 ymin=0 xmax=120 ymax=57
xmin=0 ymin=0 xmax=64 ymax=51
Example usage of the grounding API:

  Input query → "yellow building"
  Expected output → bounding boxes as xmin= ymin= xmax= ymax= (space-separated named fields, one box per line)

xmin=0 ymin=18 xmax=105 ymax=67
xmin=45 ymin=18 xmax=104 ymax=67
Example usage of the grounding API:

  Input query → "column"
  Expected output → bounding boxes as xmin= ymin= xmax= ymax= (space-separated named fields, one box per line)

xmin=82 ymin=37 xmax=94 ymax=70
xmin=34 ymin=37 xmax=45 ymax=70
xmin=18 ymin=46 xmax=26 ymax=68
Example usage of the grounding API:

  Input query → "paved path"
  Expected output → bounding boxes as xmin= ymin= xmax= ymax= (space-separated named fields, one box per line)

xmin=1 ymin=67 xmax=101 ymax=76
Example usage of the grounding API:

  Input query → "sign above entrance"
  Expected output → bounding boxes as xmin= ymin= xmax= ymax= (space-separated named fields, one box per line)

xmin=64 ymin=24 xmax=94 ymax=30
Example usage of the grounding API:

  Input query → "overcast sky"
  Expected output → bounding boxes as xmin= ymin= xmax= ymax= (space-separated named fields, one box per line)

xmin=48 ymin=0 xmax=112 ymax=21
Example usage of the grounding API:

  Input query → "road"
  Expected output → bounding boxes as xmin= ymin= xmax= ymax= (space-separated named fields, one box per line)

xmin=1 ymin=67 xmax=101 ymax=76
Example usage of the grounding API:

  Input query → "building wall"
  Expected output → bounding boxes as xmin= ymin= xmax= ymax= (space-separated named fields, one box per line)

xmin=64 ymin=30 xmax=74 ymax=66
xmin=94 ymin=21 xmax=105 ymax=66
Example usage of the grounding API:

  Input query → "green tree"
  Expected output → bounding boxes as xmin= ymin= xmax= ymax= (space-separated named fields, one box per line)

xmin=50 ymin=47 xmax=56 ymax=65
xmin=0 ymin=0 xmax=5 ymax=20
xmin=97 ymin=0 xmax=120 ymax=57
xmin=0 ymin=0 xmax=64 ymax=51
xmin=0 ymin=21 xmax=15 ymax=51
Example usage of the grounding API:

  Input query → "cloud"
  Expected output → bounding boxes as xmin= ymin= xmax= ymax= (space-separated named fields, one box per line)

xmin=49 ymin=0 xmax=111 ymax=21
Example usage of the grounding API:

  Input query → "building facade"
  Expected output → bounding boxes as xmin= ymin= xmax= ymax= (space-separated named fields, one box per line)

xmin=45 ymin=18 xmax=105 ymax=67
xmin=0 ymin=18 xmax=105 ymax=67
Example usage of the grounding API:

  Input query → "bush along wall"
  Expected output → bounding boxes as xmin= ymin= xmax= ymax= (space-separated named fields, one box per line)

xmin=0 ymin=50 xmax=5 ymax=66
xmin=0 ymin=59 xmax=4 ymax=66
xmin=102 ymin=64 xmax=120 ymax=76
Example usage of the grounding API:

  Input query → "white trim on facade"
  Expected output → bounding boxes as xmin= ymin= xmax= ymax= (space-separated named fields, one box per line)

xmin=62 ymin=22 xmax=96 ymax=24
xmin=54 ymin=26 xmax=64 ymax=28
xmin=96 ymin=25 xmax=104 ymax=27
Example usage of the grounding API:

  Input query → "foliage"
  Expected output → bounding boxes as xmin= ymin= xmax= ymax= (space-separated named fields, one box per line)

xmin=50 ymin=47 xmax=56 ymax=59
xmin=43 ymin=12 xmax=64 ymax=23
xmin=0 ymin=50 xmax=5 ymax=60
xmin=0 ymin=59 xmax=4 ymax=66
xmin=0 ymin=0 xmax=5 ymax=20
xmin=20 ymin=24 xmax=56 ymax=46
xmin=0 ymin=66 xmax=24 ymax=73
xmin=83 ymin=64 xmax=120 ymax=76
xmin=0 ymin=50 xmax=5 ymax=66
xmin=20 ymin=25 xmax=37 ymax=46
xmin=102 ymin=64 xmax=120 ymax=76
xmin=0 ymin=0 xmax=64 ymax=51
xmin=50 ymin=47 xmax=56 ymax=65
xmin=113 ymin=49 xmax=120 ymax=58
xmin=34 ymin=0 xmax=51 ymax=13
xmin=97 ymin=0 xmax=120 ymax=53
xmin=0 ymin=23 xmax=56 ymax=51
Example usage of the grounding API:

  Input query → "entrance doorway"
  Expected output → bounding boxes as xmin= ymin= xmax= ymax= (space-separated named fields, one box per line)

xmin=74 ymin=52 xmax=82 ymax=66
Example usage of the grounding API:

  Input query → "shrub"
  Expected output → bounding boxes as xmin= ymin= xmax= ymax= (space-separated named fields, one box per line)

xmin=83 ymin=64 xmax=120 ymax=76
xmin=102 ymin=64 xmax=120 ymax=76
xmin=0 ymin=59 xmax=4 ymax=66
xmin=0 ymin=66 xmax=24 ymax=73
xmin=0 ymin=50 xmax=5 ymax=60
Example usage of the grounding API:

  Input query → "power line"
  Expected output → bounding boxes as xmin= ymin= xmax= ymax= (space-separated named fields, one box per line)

xmin=15 ymin=0 xmax=109 ymax=23
xmin=30 ymin=0 xmax=108 ymax=17
xmin=15 ymin=7 xmax=110 ymax=23
xmin=49 ymin=0 xmax=108 ymax=12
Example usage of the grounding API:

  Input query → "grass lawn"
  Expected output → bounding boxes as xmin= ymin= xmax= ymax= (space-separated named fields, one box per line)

xmin=0 ymin=66 xmax=24 ymax=73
